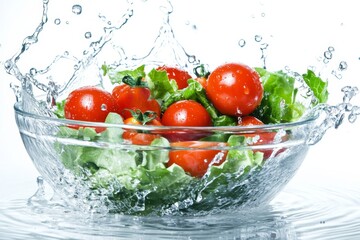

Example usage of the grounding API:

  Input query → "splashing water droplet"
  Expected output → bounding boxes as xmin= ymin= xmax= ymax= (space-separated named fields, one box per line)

xmin=188 ymin=55 xmax=197 ymax=64
xmin=54 ymin=18 xmax=61 ymax=25
xmin=331 ymin=70 xmax=342 ymax=80
xmin=339 ymin=61 xmax=348 ymax=71
xmin=37 ymin=176 xmax=44 ymax=187
xmin=84 ymin=32 xmax=92 ymax=39
xmin=29 ymin=68 xmax=38 ymax=76
xmin=255 ymin=35 xmax=262 ymax=42
xmin=342 ymin=86 xmax=358 ymax=102
xmin=349 ymin=106 xmax=360 ymax=123
xmin=324 ymin=50 xmax=332 ymax=60
xmin=238 ymin=39 xmax=246 ymax=47
xmin=72 ymin=4 xmax=82 ymax=15
xmin=260 ymin=43 xmax=268 ymax=50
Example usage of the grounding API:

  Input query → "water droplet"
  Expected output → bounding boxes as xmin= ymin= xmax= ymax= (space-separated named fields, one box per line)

xmin=324 ymin=50 xmax=332 ymax=60
xmin=339 ymin=61 xmax=348 ymax=71
xmin=72 ymin=4 xmax=82 ymax=15
xmin=348 ymin=113 xmax=357 ymax=123
xmin=4 ymin=60 xmax=13 ymax=72
xmin=331 ymin=70 xmax=342 ymax=80
xmin=37 ymin=176 xmax=44 ymax=187
xmin=261 ymin=12 xmax=266 ymax=17
xmin=101 ymin=104 xmax=107 ymax=111
xmin=323 ymin=58 xmax=330 ymax=64
xmin=328 ymin=46 xmax=335 ymax=52
xmin=255 ymin=35 xmax=262 ymax=42
xmin=63 ymin=51 xmax=69 ymax=56
xmin=188 ymin=55 xmax=197 ymax=63
xmin=260 ymin=43 xmax=268 ymax=50
xmin=30 ymin=68 xmax=38 ymax=76
xmin=238 ymin=39 xmax=246 ymax=47
xmin=84 ymin=31 xmax=92 ymax=39
xmin=54 ymin=18 xmax=61 ymax=25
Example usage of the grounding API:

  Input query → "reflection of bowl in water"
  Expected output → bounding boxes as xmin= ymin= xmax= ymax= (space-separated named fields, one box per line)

xmin=14 ymin=100 xmax=318 ymax=216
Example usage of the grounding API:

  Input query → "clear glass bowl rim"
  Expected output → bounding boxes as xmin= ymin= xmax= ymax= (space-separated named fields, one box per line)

xmin=13 ymin=101 xmax=319 ymax=133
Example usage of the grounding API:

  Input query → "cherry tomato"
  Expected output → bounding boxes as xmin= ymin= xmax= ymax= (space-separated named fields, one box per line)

xmin=123 ymin=117 xmax=162 ymax=145
xmin=206 ymin=63 xmax=263 ymax=116
xmin=112 ymin=84 xmax=161 ymax=120
xmin=238 ymin=116 xmax=277 ymax=159
xmin=162 ymin=100 xmax=212 ymax=127
xmin=195 ymin=76 xmax=207 ymax=89
xmin=168 ymin=141 xmax=228 ymax=177
xmin=157 ymin=66 xmax=192 ymax=89
xmin=238 ymin=115 xmax=264 ymax=126
xmin=64 ymin=86 xmax=117 ymax=132
xmin=161 ymin=100 xmax=212 ymax=141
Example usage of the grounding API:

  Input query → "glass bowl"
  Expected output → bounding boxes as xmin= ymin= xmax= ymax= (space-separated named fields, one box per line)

xmin=14 ymin=98 xmax=319 ymax=216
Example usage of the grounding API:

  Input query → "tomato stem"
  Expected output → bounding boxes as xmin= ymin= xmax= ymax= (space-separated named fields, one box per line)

xmin=193 ymin=64 xmax=210 ymax=78
xmin=127 ymin=109 xmax=157 ymax=125
xmin=122 ymin=75 xmax=148 ymax=87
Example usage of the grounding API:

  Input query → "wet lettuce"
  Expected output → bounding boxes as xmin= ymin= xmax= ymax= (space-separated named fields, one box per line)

xmin=252 ymin=68 xmax=328 ymax=123
xmin=55 ymin=112 xmax=263 ymax=214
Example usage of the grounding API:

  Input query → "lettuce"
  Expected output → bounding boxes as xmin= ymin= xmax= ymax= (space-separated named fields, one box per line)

xmin=252 ymin=68 xmax=327 ymax=123
xmin=55 ymin=112 xmax=264 ymax=214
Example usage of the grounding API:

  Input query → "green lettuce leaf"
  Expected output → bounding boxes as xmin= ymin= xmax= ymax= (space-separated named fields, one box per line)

xmin=102 ymin=64 xmax=146 ymax=85
xmin=253 ymin=68 xmax=328 ymax=124
xmin=147 ymin=68 xmax=177 ymax=99
xmin=253 ymin=68 xmax=306 ymax=123
xmin=302 ymin=69 xmax=329 ymax=104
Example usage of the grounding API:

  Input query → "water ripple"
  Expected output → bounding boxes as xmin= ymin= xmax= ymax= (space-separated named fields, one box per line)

xmin=1 ymin=183 xmax=360 ymax=239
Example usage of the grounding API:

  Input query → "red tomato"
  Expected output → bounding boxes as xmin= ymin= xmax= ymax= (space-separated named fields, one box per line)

xmin=123 ymin=117 xmax=162 ymax=145
xmin=112 ymin=84 xmax=161 ymax=120
xmin=195 ymin=76 xmax=207 ymax=89
xmin=206 ymin=63 xmax=263 ymax=116
xmin=157 ymin=66 xmax=192 ymax=89
xmin=64 ymin=86 xmax=117 ymax=131
xmin=238 ymin=115 xmax=264 ymax=126
xmin=168 ymin=141 xmax=228 ymax=177
xmin=162 ymin=100 xmax=212 ymax=127
xmin=238 ymin=116 xmax=277 ymax=159
xmin=161 ymin=100 xmax=212 ymax=141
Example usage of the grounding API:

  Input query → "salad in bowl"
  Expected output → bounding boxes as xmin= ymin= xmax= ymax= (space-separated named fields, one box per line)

xmin=14 ymin=61 xmax=328 ymax=215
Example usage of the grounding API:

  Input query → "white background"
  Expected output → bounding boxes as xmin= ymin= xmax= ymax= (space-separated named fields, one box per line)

xmin=1 ymin=0 xmax=359 ymax=205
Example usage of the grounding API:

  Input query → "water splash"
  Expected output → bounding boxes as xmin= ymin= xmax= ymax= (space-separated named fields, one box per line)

xmin=305 ymin=86 xmax=359 ymax=145
xmin=4 ymin=0 xmax=360 ymax=216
